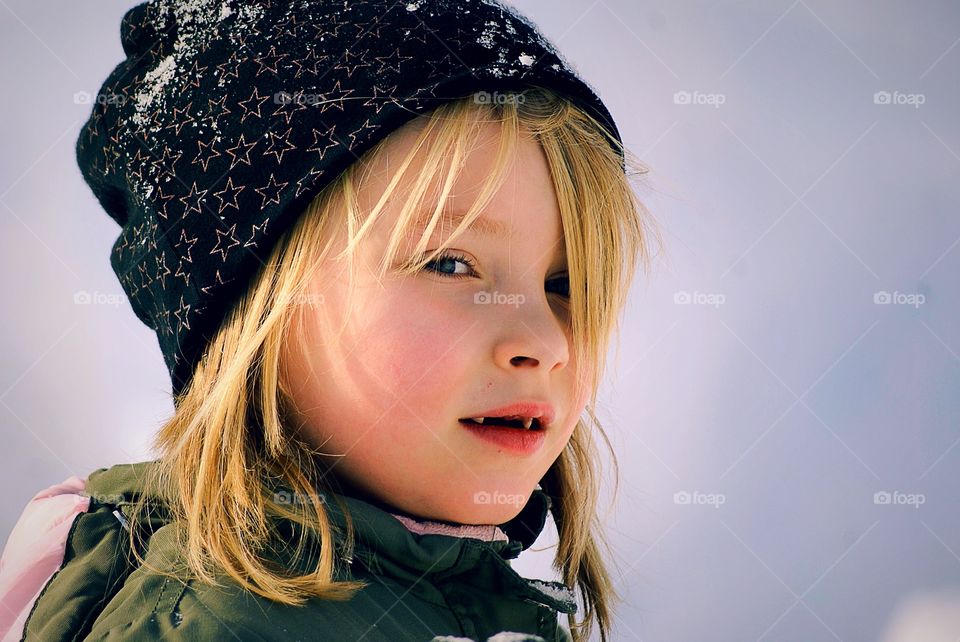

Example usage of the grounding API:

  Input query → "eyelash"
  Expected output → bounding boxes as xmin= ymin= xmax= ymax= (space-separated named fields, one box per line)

xmin=422 ymin=251 xmax=570 ymax=298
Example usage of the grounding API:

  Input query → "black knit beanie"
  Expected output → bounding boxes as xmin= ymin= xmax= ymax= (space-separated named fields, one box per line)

xmin=76 ymin=0 xmax=623 ymax=400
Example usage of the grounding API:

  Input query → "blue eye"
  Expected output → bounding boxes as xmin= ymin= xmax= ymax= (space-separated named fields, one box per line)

xmin=422 ymin=252 xmax=476 ymax=279
xmin=421 ymin=252 xmax=571 ymax=298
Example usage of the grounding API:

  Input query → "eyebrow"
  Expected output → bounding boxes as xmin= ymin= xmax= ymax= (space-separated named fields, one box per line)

xmin=405 ymin=205 xmax=568 ymax=267
xmin=410 ymin=206 xmax=513 ymax=239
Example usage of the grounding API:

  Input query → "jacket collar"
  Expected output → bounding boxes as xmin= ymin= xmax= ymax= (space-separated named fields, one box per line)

xmin=319 ymin=485 xmax=578 ymax=614
xmin=329 ymin=485 xmax=553 ymax=557
xmin=323 ymin=485 xmax=552 ymax=563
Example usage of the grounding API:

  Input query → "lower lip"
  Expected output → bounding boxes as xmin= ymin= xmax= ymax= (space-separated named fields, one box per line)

xmin=459 ymin=420 xmax=546 ymax=454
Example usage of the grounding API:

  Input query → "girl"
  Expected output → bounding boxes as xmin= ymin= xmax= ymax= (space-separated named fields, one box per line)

xmin=0 ymin=0 xmax=658 ymax=640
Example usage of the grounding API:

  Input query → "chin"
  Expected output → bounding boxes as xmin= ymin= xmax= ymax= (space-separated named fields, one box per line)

xmin=442 ymin=485 xmax=536 ymax=525
xmin=383 ymin=480 xmax=539 ymax=526
xmin=462 ymin=503 xmax=523 ymax=526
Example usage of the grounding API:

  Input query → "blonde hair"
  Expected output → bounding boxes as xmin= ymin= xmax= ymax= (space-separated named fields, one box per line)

xmin=129 ymin=85 xmax=660 ymax=642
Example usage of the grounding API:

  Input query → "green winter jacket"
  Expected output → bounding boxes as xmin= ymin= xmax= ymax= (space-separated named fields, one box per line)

xmin=20 ymin=462 xmax=578 ymax=641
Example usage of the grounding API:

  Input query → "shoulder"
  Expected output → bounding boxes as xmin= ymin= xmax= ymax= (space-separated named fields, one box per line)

xmin=8 ymin=463 xmax=172 ymax=642
xmin=83 ymin=578 xmax=270 ymax=641
xmin=89 ymin=572 xmax=455 ymax=642
xmin=82 ymin=521 xmax=272 ymax=641
xmin=87 ymin=529 xmax=451 ymax=642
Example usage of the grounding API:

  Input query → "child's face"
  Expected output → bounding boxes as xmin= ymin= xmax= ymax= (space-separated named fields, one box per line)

xmin=282 ymin=115 xmax=589 ymax=525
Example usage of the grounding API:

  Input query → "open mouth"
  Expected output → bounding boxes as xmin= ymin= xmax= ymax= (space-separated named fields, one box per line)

xmin=458 ymin=416 xmax=543 ymax=430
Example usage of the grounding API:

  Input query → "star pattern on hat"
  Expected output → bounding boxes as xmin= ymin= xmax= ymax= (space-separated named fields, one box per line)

xmin=174 ymin=259 xmax=191 ymax=287
xmin=212 ymin=176 xmax=245 ymax=214
xmin=306 ymin=124 xmax=341 ymax=160
xmin=363 ymin=83 xmax=400 ymax=115
xmin=154 ymin=305 xmax=173 ymax=337
xmin=126 ymin=148 xmax=150 ymax=183
xmin=138 ymin=262 xmax=155 ymax=291
xmin=237 ymin=86 xmax=270 ymax=122
xmin=310 ymin=12 xmax=347 ymax=40
xmin=295 ymin=168 xmax=323 ymax=198
xmin=402 ymin=23 xmax=431 ymax=46
xmin=151 ymin=146 xmax=182 ymax=185
xmin=183 ymin=60 xmax=209 ymax=89
xmin=173 ymin=295 xmax=192 ymax=331
xmin=270 ymin=14 xmax=300 ymax=40
xmin=374 ymin=48 xmax=413 ymax=75
xmin=315 ymin=80 xmax=355 ymax=114
xmin=263 ymin=127 xmax=298 ymax=164
xmin=348 ymin=117 xmax=378 ymax=148
xmin=254 ymin=45 xmax=289 ymax=78
xmin=290 ymin=49 xmax=330 ymax=79
xmin=178 ymin=181 xmax=209 ymax=220
xmin=155 ymin=250 xmax=172 ymax=289
xmin=224 ymin=133 xmax=258 ymax=170
xmin=210 ymin=223 xmax=242 ymax=263
xmin=216 ymin=50 xmax=243 ymax=82
xmin=173 ymin=228 xmax=199 ymax=264
xmin=335 ymin=49 xmax=371 ymax=79
xmin=271 ymin=93 xmax=307 ymax=124
xmin=153 ymin=184 xmax=177 ymax=220
xmin=349 ymin=13 xmax=385 ymax=41
xmin=254 ymin=173 xmax=289 ymax=209
xmin=192 ymin=138 xmax=221 ymax=173
xmin=200 ymin=269 xmax=234 ymax=296
xmin=206 ymin=94 xmax=232 ymax=123
xmin=245 ymin=219 xmax=269 ymax=248
xmin=103 ymin=131 xmax=123 ymax=177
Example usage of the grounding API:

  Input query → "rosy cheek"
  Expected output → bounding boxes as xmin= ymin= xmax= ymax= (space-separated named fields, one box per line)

xmin=358 ymin=295 xmax=468 ymax=404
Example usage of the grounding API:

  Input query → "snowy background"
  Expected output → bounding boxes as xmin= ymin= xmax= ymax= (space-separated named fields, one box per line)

xmin=1 ymin=1 xmax=958 ymax=641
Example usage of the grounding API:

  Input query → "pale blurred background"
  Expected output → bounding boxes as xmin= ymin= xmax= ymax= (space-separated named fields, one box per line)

xmin=1 ymin=1 xmax=958 ymax=641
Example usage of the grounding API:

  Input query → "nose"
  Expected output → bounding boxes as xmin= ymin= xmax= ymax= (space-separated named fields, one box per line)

xmin=492 ymin=295 xmax=570 ymax=372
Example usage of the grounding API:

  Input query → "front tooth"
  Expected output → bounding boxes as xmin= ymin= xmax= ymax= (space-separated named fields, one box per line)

xmin=522 ymin=418 xmax=533 ymax=430
xmin=471 ymin=416 xmax=485 ymax=424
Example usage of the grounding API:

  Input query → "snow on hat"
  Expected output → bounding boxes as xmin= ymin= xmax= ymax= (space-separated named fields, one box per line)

xmin=76 ymin=0 xmax=623 ymax=399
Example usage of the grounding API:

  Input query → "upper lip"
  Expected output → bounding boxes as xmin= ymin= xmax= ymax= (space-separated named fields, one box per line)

xmin=459 ymin=401 xmax=556 ymax=430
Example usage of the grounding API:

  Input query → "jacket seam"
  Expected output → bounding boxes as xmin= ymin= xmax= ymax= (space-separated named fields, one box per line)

xmin=150 ymin=574 xmax=190 ymax=616
xmin=70 ymin=505 xmax=135 ymax=642
xmin=431 ymin=554 xmax=469 ymax=637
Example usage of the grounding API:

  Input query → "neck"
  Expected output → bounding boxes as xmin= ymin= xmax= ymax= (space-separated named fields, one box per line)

xmin=387 ymin=510 xmax=510 ymax=542
xmin=324 ymin=472 xmax=509 ymax=542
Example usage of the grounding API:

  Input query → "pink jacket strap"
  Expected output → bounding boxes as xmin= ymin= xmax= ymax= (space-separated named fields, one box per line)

xmin=0 ymin=476 xmax=90 ymax=642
